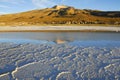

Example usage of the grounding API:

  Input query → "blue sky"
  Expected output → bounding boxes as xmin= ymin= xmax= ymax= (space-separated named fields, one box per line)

xmin=0 ymin=0 xmax=120 ymax=14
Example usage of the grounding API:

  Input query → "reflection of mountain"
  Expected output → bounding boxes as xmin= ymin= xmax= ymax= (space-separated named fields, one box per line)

xmin=0 ymin=5 xmax=120 ymax=26
xmin=54 ymin=39 xmax=70 ymax=44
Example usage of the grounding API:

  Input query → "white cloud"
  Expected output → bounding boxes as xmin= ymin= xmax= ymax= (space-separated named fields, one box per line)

xmin=0 ymin=5 xmax=10 ymax=8
xmin=32 ymin=0 xmax=56 ymax=8
xmin=0 ymin=12 xmax=7 ymax=15
xmin=60 ymin=0 xmax=66 ymax=3
xmin=0 ymin=0 xmax=26 ymax=5
xmin=32 ymin=0 xmax=70 ymax=8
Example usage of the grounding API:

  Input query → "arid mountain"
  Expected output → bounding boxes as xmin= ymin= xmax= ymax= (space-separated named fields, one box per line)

xmin=0 ymin=5 xmax=120 ymax=26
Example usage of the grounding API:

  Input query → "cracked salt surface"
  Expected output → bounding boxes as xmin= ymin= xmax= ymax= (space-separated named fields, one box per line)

xmin=0 ymin=41 xmax=120 ymax=80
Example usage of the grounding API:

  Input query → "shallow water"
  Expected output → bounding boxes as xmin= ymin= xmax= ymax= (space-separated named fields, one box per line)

xmin=0 ymin=32 xmax=120 ymax=42
xmin=0 ymin=32 xmax=120 ymax=80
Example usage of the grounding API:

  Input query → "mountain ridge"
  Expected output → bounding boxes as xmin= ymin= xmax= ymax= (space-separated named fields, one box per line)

xmin=0 ymin=5 xmax=120 ymax=26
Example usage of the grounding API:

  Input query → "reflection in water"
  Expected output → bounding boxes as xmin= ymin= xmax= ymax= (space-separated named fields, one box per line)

xmin=54 ymin=33 xmax=74 ymax=44
xmin=54 ymin=39 xmax=69 ymax=44
xmin=50 ymin=32 xmax=74 ymax=42
xmin=0 ymin=32 xmax=120 ymax=43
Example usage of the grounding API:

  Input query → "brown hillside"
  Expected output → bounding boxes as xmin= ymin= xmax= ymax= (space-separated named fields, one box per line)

xmin=0 ymin=5 xmax=120 ymax=26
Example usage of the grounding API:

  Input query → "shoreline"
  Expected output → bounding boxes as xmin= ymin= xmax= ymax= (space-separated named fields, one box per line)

xmin=0 ymin=26 xmax=120 ymax=32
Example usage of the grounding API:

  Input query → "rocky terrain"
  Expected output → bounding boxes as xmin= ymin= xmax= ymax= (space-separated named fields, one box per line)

xmin=0 ymin=41 xmax=120 ymax=80
xmin=0 ymin=5 xmax=120 ymax=26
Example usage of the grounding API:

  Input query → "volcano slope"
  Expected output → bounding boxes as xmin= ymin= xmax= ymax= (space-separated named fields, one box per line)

xmin=0 ymin=5 xmax=120 ymax=26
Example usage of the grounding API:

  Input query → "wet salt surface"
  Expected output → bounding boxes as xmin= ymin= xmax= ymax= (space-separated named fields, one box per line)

xmin=0 ymin=32 xmax=120 ymax=80
xmin=0 ymin=42 xmax=120 ymax=80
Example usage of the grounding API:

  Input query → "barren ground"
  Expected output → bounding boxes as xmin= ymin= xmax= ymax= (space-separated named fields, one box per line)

xmin=0 ymin=41 xmax=120 ymax=80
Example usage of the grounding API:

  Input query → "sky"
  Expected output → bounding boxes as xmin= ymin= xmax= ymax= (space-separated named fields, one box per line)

xmin=0 ymin=0 xmax=120 ymax=14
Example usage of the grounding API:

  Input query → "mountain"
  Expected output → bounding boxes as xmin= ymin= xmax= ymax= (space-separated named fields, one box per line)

xmin=0 ymin=5 xmax=120 ymax=26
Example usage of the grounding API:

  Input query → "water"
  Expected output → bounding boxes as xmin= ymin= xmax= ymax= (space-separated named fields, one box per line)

xmin=0 ymin=32 xmax=120 ymax=80
xmin=0 ymin=32 xmax=120 ymax=41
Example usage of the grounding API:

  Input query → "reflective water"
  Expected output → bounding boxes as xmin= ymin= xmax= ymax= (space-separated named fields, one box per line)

xmin=0 ymin=32 xmax=120 ymax=41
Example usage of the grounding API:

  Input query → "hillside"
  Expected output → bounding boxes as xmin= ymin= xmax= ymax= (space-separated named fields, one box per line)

xmin=0 ymin=5 xmax=120 ymax=26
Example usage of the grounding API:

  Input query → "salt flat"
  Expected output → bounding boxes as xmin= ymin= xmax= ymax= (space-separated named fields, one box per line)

xmin=0 ymin=42 xmax=120 ymax=80
xmin=0 ymin=26 xmax=120 ymax=32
